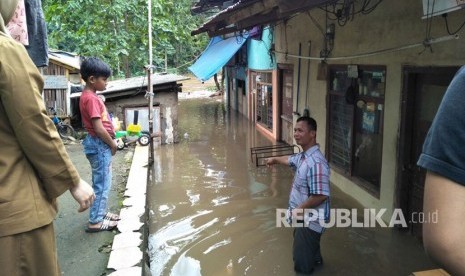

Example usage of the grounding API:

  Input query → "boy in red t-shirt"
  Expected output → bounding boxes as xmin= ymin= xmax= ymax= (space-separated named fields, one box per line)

xmin=79 ymin=57 xmax=119 ymax=232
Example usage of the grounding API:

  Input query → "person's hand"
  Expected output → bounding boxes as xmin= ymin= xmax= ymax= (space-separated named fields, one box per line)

xmin=265 ymin=157 xmax=275 ymax=167
xmin=69 ymin=179 xmax=95 ymax=212
xmin=111 ymin=143 xmax=117 ymax=156
xmin=291 ymin=208 xmax=304 ymax=220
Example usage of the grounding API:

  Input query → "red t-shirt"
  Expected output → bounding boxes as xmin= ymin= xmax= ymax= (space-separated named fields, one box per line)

xmin=79 ymin=91 xmax=115 ymax=137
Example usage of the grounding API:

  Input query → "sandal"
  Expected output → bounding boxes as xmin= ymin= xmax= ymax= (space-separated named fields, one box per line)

xmin=104 ymin=212 xmax=121 ymax=221
xmin=85 ymin=218 xmax=118 ymax=233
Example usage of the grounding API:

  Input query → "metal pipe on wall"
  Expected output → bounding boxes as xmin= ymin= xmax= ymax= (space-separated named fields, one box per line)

xmin=304 ymin=40 xmax=311 ymax=117
xmin=294 ymin=42 xmax=302 ymax=116
xmin=147 ymin=0 xmax=154 ymax=163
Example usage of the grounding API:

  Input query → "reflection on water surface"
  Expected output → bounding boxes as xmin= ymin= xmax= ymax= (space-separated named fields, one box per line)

xmin=148 ymin=99 xmax=294 ymax=275
xmin=147 ymin=98 xmax=434 ymax=276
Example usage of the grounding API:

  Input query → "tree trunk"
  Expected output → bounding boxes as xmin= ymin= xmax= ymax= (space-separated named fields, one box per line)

xmin=220 ymin=67 xmax=225 ymax=95
xmin=214 ymin=73 xmax=221 ymax=93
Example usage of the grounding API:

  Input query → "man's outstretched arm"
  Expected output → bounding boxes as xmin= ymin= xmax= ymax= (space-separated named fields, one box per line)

xmin=265 ymin=156 xmax=290 ymax=167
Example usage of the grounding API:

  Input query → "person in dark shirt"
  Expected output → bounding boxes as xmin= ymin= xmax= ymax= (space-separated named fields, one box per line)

xmin=417 ymin=66 xmax=465 ymax=275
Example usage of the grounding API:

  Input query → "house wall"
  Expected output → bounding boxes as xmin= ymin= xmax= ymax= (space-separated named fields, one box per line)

xmin=41 ymin=62 xmax=74 ymax=116
xmin=247 ymin=26 xmax=280 ymax=140
xmin=69 ymin=73 xmax=81 ymax=84
xmin=105 ymin=91 xmax=178 ymax=144
xmin=226 ymin=65 xmax=248 ymax=116
xmin=254 ymin=70 xmax=279 ymax=140
xmin=229 ymin=26 xmax=277 ymax=122
xmin=273 ymin=0 xmax=465 ymax=220
xmin=248 ymin=26 xmax=276 ymax=70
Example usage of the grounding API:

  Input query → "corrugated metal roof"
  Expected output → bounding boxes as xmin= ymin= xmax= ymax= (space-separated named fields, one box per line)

xmin=213 ymin=0 xmax=250 ymax=16
xmin=198 ymin=0 xmax=258 ymax=26
xmin=48 ymin=50 xmax=81 ymax=70
xmin=192 ymin=0 xmax=261 ymax=35
xmin=70 ymin=73 xmax=189 ymax=98
xmin=192 ymin=0 xmax=338 ymax=36
xmin=103 ymin=73 xmax=189 ymax=93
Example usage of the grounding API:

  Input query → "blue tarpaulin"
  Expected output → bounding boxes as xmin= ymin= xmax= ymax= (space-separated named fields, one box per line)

xmin=188 ymin=35 xmax=248 ymax=82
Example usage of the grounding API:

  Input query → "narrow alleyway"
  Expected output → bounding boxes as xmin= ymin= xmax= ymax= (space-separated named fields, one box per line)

xmin=146 ymin=96 xmax=437 ymax=275
xmin=55 ymin=143 xmax=133 ymax=276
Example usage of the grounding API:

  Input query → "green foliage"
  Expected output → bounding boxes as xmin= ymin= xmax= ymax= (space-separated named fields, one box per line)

xmin=43 ymin=0 xmax=209 ymax=78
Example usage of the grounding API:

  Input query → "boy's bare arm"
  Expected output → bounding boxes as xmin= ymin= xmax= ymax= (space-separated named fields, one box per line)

xmin=91 ymin=118 xmax=117 ymax=155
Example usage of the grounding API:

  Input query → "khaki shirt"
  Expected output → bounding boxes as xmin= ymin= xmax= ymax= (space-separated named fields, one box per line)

xmin=0 ymin=34 xmax=80 ymax=237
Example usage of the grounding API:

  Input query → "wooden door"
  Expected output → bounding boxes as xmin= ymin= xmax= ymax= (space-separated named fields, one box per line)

xmin=397 ymin=67 xmax=458 ymax=239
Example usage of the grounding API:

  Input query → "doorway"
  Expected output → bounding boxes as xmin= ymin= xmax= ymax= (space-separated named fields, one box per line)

xmin=278 ymin=64 xmax=294 ymax=144
xmin=396 ymin=66 xmax=459 ymax=239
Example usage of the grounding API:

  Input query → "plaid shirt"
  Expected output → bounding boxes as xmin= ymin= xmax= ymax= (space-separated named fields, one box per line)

xmin=288 ymin=144 xmax=330 ymax=232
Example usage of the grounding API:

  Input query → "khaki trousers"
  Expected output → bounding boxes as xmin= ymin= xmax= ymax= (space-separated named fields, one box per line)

xmin=0 ymin=223 xmax=60 ymax=276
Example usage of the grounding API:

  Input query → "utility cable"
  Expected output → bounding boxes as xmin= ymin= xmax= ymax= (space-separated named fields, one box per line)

xmin=443 ymin=13 xmax=465 ymax=35
xmin=273 ymin=34 xmax=459 ymax=61
xmin=421 ymin=0 xmax=436 ymax=54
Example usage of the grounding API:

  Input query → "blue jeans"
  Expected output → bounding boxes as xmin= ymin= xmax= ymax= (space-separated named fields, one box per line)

xmin=82 ymin=135 xmax=112 ymax=224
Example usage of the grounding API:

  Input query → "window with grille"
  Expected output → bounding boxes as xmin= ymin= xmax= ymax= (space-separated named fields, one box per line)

xmin=256 ymin=72 xmax=273 ymax=130
xmin=327 ymin=65 xmax=386 ymax=193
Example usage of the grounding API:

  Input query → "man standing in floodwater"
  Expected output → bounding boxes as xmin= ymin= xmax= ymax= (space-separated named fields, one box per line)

xmin=266 ymin=116 xmax=330 ymax=274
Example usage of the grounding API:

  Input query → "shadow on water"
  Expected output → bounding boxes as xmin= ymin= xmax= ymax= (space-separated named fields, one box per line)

xmin=147 ymin=99 xmax=436 ymax=276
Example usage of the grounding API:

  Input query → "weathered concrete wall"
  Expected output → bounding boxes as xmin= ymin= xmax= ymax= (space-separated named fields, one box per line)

xmin=105 ymin=91 xmax=178 ymax=144
xmin=274 ymin=0 xmax=465 ymax=219
xmin=248 ymin=26 xmax=276 ymax=70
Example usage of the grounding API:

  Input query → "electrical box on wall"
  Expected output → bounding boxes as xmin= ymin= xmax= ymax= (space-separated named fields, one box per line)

xmin=422 ymin=0 xmax=465 ymax=18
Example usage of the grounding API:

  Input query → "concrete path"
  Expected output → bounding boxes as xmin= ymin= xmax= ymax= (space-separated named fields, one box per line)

xmin=55 ymin=143 xmax=146 ymax=276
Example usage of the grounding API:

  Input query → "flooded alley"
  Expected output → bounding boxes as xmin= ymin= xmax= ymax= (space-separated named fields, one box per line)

xmin=147 ymin=98 xmax=436 ymax=276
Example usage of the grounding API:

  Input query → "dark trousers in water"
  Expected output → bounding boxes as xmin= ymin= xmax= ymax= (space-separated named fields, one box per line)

xmin=293 ymin=227 xmax=322 ymax=274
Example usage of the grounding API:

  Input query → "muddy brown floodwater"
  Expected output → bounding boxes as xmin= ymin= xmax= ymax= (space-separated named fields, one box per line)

xmin=147 ymin=98 xmax=435 ymax=276
xmin=147 ymin=98 xmax=295 ymax=275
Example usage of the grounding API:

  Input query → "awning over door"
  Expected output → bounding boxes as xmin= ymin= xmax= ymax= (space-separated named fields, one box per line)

xmin=188 ymin=34 xmax=248 ymax=82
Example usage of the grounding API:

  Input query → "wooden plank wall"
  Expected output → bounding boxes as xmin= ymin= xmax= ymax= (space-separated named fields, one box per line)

xmin=42 ymin=62 xmax=69 ymax=116
xmin=43 ymin=89 xmax=67 ymax=116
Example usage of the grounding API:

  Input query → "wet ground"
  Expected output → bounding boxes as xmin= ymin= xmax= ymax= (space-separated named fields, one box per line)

xmin=147 ymin=98 xmax=437 ymax=275
xmin=55 ymin=143 xmax=133 ymax=276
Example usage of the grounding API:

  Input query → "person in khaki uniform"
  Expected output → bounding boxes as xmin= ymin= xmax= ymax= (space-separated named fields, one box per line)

xmin=0 ymin=1 xmax=95 ymax=275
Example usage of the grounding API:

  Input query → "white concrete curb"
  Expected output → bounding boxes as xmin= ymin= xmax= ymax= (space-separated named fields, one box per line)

xmin=108 ymin=145 xmax=148 ymax=275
